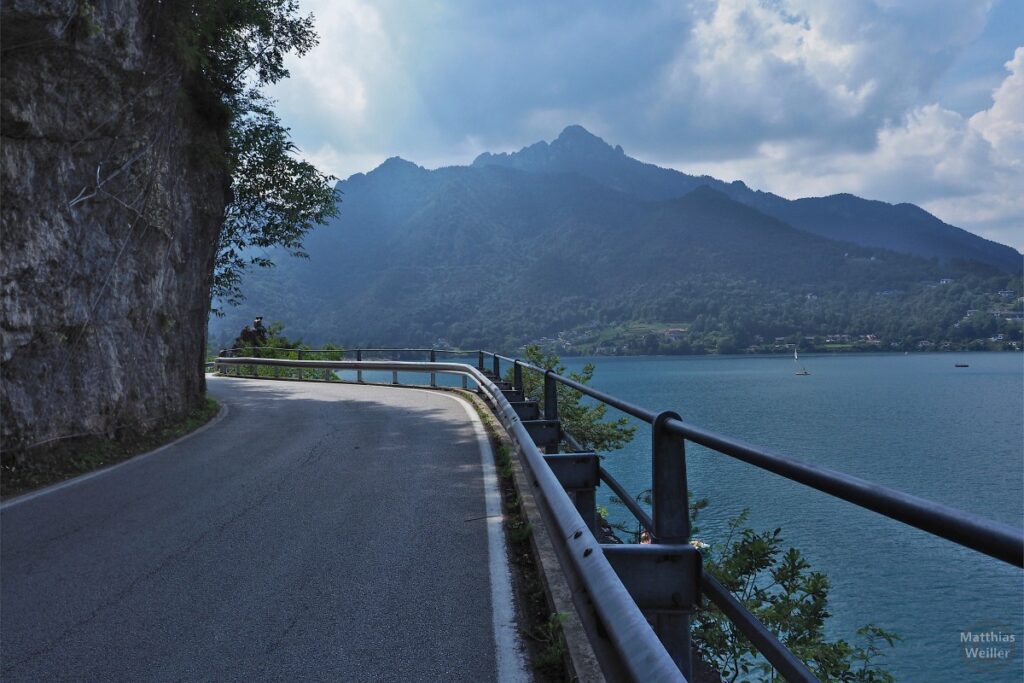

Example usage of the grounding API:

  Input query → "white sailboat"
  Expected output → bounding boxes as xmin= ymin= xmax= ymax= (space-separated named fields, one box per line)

xmin=795 ymin=349 xmax=810 ymax=376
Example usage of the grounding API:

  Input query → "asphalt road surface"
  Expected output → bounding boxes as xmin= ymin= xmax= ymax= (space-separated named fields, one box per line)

xmin=2 ymin=377 xmax=527 ymax=682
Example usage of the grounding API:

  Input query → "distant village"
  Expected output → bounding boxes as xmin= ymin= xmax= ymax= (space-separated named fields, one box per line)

xmin=516 ymin=281 xmax=1024 ymax=356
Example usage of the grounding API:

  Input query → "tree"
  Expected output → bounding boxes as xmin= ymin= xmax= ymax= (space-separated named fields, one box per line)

xmin=507 ymin=345 xmax=635 ymax=451
xmin=171 ymin=0 xmax=339 ymax=311
xmin=694 ymin=510 xmax=899 ymax=682
xmin=214 ymin=95 xmax=339 ymax=309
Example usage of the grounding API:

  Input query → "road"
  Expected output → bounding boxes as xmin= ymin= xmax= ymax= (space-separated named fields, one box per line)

xmin=1 ymin=377 xmax=527 ymax=682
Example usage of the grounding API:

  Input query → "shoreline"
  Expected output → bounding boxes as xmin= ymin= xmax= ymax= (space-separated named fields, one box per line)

xmin=533 ymin=348 xmax=1024 ymax=360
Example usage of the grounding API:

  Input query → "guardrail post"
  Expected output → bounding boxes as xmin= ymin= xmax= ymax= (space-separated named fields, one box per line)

xmin=477 ymin=350 xmax=484 ymax=372
xmin=392 ymin=369 xmax=399 ymax=385
xmin=513 ymin=361 xmax=523 ymax=393
xmin=356 ymin=349 xmax=363 ymax=383
xmin=544 ymin=453 xmax=599 ymax=532
xmin=430 ymin=349 xmax=437 ymax=387
xmin=543 ymin=371 xmax=558 ymax=420
xmin=543 ymin=370 xmax=559 ymax=454
xmin=652 ymin=410 xmax=692 ymax=679
xmin=296 ymin=349 xmax=303 ymax=380
xmin=492 ymin=354 xmax=500 ymax=379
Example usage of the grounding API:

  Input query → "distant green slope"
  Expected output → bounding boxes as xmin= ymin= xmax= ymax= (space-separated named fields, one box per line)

xmin=209 ymin=145 xmax=1021 ymax=353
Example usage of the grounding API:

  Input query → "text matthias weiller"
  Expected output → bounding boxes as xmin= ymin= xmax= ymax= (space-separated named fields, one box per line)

xmin=961 ymin=629 xmax=1016 ymax=662
xmin=961 ymin=631 xmax=1016 ymax=644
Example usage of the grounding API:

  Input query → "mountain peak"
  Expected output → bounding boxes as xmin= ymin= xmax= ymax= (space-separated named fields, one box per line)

xmin=555 ymin=124 xmax=602 ymax=143
xmin=366 ymin=156 xmax=424 ymax=179
xmin=377 ymin=156 xmax=418 ymax=170
xmin=551 ymin=125 xmax=618 ymax=154
xmin=472 ymin=124 xmax=623 ymax=174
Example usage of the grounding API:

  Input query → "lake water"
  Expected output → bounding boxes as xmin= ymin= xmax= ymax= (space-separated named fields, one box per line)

xmin=553 ymin=352 xmax=1023 ymax=682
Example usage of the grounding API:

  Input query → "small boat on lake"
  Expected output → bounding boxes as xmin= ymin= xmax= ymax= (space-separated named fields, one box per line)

xmin=795 ymin=349 xmax=811 ymax=375
xmin=955 ymin=363 xmax=969 ymax=368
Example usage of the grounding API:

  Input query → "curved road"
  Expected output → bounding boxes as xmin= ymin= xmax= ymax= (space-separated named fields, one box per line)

xmin=1 ymin=377 xmax=527 ymax=682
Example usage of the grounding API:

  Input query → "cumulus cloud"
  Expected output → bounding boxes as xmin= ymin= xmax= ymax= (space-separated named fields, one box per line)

xmin=971 ymin=47 xmax=1024 ymax=164
xmin=266 ymin=0 xmax=431 ymax=178
xmin=273 ymin=0 xmax=995 ymax=160
xmin=646 ymin=0 xmax=994 ymax=155
xmin=927 ymin=47 xmax=1024 ymax=245
xmin=684 ymin=47 xmax=1024 ymax=249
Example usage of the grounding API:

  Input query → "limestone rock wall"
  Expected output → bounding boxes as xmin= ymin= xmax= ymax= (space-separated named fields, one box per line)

xmin=1 ymin=1 xmax=228 ymax=455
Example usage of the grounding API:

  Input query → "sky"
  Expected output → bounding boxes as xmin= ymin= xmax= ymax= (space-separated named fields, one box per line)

xmin=267 ymin=0 xmax=1024 ymax=251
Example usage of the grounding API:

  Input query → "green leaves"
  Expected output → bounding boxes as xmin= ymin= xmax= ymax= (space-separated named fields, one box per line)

xmin=510 ymin=345 xmax=636 ymax=452
xmin=214 ymin=93 xmax=338 ymax=309
xmin=178 ymin=0 xmax=317 ymax=101
xmin=694 ymin=508 xmax=899 ymax=682
xmin=171 ymin=1 xmax=338 ymax=312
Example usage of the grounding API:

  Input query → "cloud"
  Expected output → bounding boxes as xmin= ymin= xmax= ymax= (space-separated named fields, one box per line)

xmin=680 ymin=47 xmax=1024 ymax=249
xmin=266 ymin=1 xmax=1020 ymax=248
xmin=274 ymin=0 xmax=996 ymax=160
xmin=644 ymin=0 xmax=995 ymax=156
xmin=926 ymin=47 xmax=1024 ymax=247
xmin=970 ymin=46 xmax=1024 ymax=164
xmin=266 ymin=0 xmax=430 ymax=178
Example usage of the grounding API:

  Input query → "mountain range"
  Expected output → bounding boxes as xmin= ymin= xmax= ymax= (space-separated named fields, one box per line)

xmin=208 ymin=126 xmax=1022 ymax=352
xmin=474 ymin=125 xmax=1020 ymax=271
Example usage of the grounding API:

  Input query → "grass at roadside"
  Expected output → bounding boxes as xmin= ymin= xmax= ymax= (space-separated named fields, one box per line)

xmin=1 ymin=397 xmax=221 ymax=499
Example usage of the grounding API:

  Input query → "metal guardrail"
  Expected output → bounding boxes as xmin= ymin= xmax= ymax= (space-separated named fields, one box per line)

xmin=484 ymin=351 xmax=1023 ymax=568
xmin=215 ymin=348 xmax=1024 ymax=683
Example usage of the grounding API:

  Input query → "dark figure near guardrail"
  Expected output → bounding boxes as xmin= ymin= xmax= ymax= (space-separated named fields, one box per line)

xmin=235 ymin=326 xmax=259 ymax=349
xmin=253 ymin=316 xmax=267 ymax=343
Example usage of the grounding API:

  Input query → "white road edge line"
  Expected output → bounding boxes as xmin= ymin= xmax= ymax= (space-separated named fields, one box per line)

xmin=412 ymin=388 xmax=530 ymax=683
xmin=0 ymin=400 xmax=230 ymax=512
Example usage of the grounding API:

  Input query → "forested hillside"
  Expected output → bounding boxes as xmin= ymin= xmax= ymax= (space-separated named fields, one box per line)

xmin=209 ymin=127 xmax=1022 ymax=354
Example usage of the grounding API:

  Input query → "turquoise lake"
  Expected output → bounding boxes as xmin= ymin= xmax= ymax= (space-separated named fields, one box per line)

xmin=354 ymin=352 xmax=1022 ymax=680
xmin=555 ymin=352 xmax=1023 ymax=682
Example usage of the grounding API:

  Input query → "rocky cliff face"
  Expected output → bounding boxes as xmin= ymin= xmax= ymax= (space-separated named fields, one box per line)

xmin=1 ymin=1 xmax=228 ymax=456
